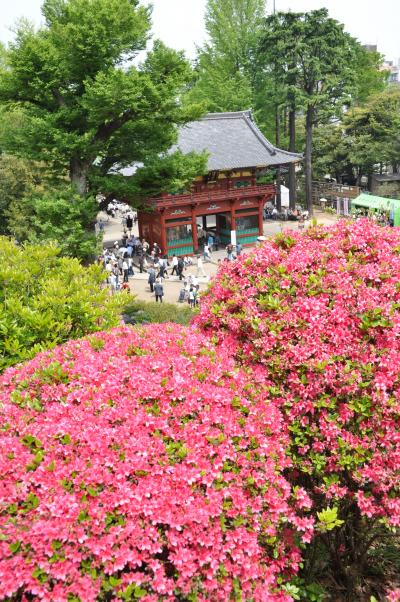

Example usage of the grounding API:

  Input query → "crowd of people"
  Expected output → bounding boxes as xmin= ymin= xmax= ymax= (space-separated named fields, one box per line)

xmin=97 ymin=204 xmax=254 ymax=305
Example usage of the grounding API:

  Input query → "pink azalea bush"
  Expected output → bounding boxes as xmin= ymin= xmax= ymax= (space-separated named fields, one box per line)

xmin=0 ymin=325 xmax=311 ymax=602
xmin=196 ymin=220 xmax=400 ymax=592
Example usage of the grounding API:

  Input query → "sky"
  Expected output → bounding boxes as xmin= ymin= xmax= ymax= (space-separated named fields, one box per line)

xmin=1 ymin=0 xmax=399 ymax=62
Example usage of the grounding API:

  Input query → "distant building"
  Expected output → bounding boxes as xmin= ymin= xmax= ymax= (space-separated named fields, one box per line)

xmin=382 ymin=58 xmax=400 ymax=86
xmin=362 ymin=44 xmax=378 ymax=53
xmin=371 ymin=174 xmax=400 ymax=198
xmin=363 ymin=44 xmax=400 ymax=86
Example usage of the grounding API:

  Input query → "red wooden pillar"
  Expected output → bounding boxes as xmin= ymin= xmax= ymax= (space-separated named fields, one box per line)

xmin=138 ymin=212 xmax=143 ymax=240
xmin=160 ymin=210 xmax=167 ymax=255
xmin=230 ymin=201 xmax=236 ymax=231
xmin=191 ymin=205 xmax=198 ymax=253
xmin=259 ymin=197 xmax=265 ymax=235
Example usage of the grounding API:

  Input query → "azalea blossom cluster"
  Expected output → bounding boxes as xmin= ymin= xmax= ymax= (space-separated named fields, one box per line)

xmin=197 ymin=219 xmax=400 ymax=561
xmin=0 ymin=325 xmax=310 ymax=601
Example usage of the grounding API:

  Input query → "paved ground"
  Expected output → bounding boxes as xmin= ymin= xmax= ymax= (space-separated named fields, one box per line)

xmin=98 ymin=209 xmax=339 ymax=305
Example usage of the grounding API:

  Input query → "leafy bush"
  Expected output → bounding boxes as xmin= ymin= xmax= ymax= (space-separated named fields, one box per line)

xmin=6 ymin=188 xmax=100 ymax=262
xmin=0 ymin=238 xmax=127 ymax=370
xmin=196 ymin=219 xmax=400 ymax=596
xmin=123 ymin=299 xmax=196 ymax=325
xmin=0 ymin=325 xmax=312 ymax=601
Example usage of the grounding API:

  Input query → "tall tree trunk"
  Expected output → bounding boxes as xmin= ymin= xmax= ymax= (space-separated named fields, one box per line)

xmin=276 ymin=107 xmax=282 ymax=212
xmin=305 ymin=104 xmax=314 ymax=216
xmin=70 ymin=157 xmax=89 ymax=196
xmin=288 ymin=106 xmax=297 ymax=210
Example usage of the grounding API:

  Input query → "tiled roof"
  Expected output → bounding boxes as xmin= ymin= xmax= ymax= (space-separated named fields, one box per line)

xmin=174 ymin=110 xmax=302 ymax=171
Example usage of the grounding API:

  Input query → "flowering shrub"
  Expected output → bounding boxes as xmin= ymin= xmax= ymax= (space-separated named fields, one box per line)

xmin=0 ymin=325 xmax=311 ymax=601
xmin=197 ymin=220 xmax=400 ymax=593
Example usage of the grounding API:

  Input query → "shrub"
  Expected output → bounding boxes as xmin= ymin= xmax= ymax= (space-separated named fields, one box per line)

xmin=0 ymin=325 xmax=312 ymax=601
xmin=0 ymin=238 xmax=127 ymax=371
xmin=196 ymin=219 xmax=400 ymax=596
xmin=123 ymin=299 xmax=196 ymax=326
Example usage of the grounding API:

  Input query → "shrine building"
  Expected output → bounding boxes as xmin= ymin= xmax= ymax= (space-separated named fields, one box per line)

xmin=138 ymin=110 xmax=302 ymax=256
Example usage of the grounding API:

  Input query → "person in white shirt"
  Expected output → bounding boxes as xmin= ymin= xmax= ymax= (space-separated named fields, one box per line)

xmin=127 ymin=257 xmax=134 ymax=276
xmin=122 ymin=260 xmax=129 ymax=282
xmin=203 ymin=245 xmax=211 ymax=262
xmin=105 ymin=260 xmax=113 ymax=283
xmin=196 ymin=255 xmax=207 ymax=277
xmin=191 ymin=275 xmax=200 ymax=290
xmin=171 ymin=255 xmax=179 ymax=276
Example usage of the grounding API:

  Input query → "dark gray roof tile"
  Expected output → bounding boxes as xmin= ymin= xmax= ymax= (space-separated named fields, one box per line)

xmin=174 ymin=110 xmax=302 ymax=171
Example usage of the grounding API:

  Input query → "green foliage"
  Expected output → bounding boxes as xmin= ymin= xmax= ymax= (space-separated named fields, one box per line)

xmin=313 ymin=87 xmax=400 ymax=182
xmin=123 ymin=300 xmax=195 ymax=326
xmin=345 ymin=87 xmax=400 ymax=176
xmin=352 ymin=45 xmax=387 ymax=105
xmin=283 ymin=579 xmax=326 ymax=602
xmin=100 ymin=151 xmax=208 ymax=201
xmin=316 ymin=506 xmax=344 ymax=533
xmin=0 ymin=153 xmax=44 ymax=235
xmin=186 ymin=0 xmax=266 ymax=113
xmin=7 ymin=187 xmax=100 ymax=261
xmin=259 ymin=9 xmax=357 ymax=211
xmin=0 ymin=237 xmax=127 ymax=370
xmin=0 ymin=0 xmax=202 ymax=201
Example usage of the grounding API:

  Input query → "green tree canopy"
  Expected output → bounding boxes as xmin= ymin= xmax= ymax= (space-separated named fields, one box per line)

xmin=6 ymin=188 xmax=100 ymax=261
xmin=0 ymin=0 xmax=202 ymax=201
xmin=312 ymin=87 xmax=400 ymax=185
xmin=259 ymin=9 xmax=357 ymax=213
xmin=0 ymin=153 xmax=44 ymax=234
xmin=186 ymin=0 xmax=266 ymax=113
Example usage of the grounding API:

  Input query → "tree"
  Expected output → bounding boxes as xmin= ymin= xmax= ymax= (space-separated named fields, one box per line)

xmin=312 ymin=87 xmax=400 ymax=186
xmin=258 ymin=12 xmax=304 ymax=209
xmin=345 ymin=87 xmax=400 ymax=180
xmin=259 ymin=10 xmax=356 ymax=214
xmin=0 ymin=153 xmax=43 ymax=234
xmin=352 ymin=44 xmax=388 ymax=105
xmin=6 ymin=188 xmax=100 ymax=261
xmin=312 ymin=123 xmax=354 ymax=183
xmin=97 ymin=151 xmax=208 ymax=203
xmin=186 ymin=0 xmax=266 ymax=113
xmin=0 ymin=0 xmax=201 ymax=201
xmin=0 ymin=237 xmax=127 ymax=370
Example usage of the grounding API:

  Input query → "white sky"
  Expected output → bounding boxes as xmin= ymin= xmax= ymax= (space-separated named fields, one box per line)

xmin=0 ymin=0 xmax=399 ymax=61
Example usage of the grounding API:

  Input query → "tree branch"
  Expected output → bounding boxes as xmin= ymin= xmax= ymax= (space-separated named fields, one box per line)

xmin=92 ymin=109 xmax=136 ymax=144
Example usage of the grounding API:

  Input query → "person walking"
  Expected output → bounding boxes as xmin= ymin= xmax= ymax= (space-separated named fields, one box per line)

xmin=157 ymin=256 xmax=166 ymax=279
xmin=177 ymin=257 xmax=185 ymax=280
xmin=126 ymin=213 xmax=133 ymax=233
xmin=171 ymin=255 xmax=179 ymax=276
xmin=226 ymin=243 xmax=234 ymax=261
xmin=196 ymin=255 xmax=207 ymax=278
xmin=127 ymin=256 xmax=134 ymax=277
xmin=122 ymin=259 xmax=129 ymax=283
xmin=188 ymin=286 xmax=197 ymax=308
xmin=154 ymin=279 xmax=164 ymax=303
xmin=138 ymin=254 xmax=144 ymax=273
xmin=147 ymin=267 xmax=156 ymax=292
xmin=203 ymin=244 xmax=211 ymax=262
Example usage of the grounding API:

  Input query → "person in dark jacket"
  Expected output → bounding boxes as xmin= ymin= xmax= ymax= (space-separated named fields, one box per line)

xmin=177 ymin=257 xmax=185 ymax=280
xmin=147 ymin=267 xmax=156 ymax=292
xmin=154 ymin=279 xmax=164 ymax=303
